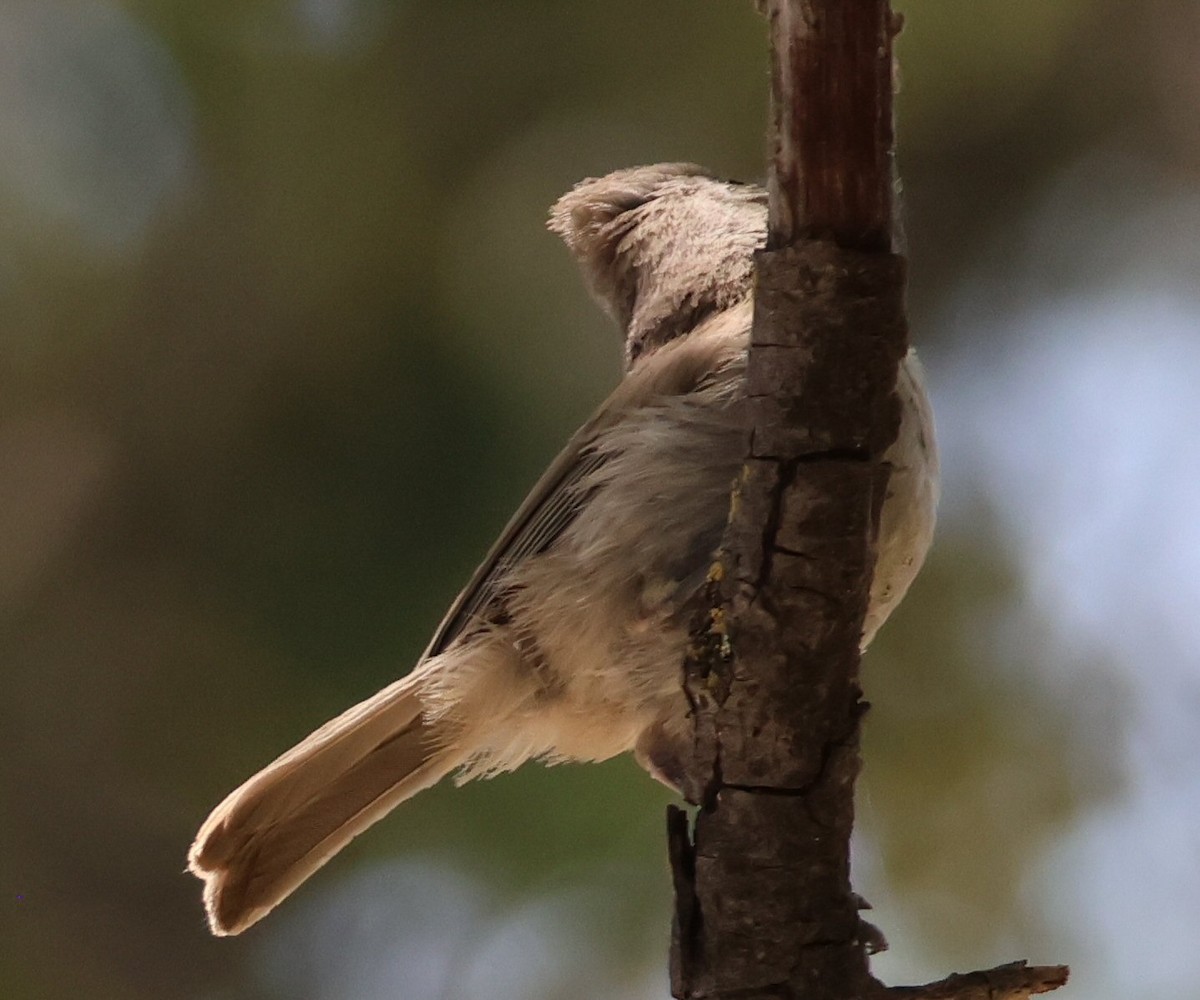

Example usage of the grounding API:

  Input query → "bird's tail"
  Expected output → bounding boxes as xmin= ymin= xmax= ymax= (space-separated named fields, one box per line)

xmin=187 ymin=662 xmax=465 ymax=936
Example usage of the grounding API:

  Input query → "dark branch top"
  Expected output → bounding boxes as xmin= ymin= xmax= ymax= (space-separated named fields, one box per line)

xmin=767 ymin=1 xmax=897 ymax=251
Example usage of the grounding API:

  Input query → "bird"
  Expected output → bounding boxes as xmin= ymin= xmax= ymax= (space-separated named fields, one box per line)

xmin=188 ymin=163 xmax=938 ymax=936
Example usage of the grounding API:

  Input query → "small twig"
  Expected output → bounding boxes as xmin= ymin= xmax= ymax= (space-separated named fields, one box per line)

xmin=885 ymin=961 xmax=1070 ymax=1000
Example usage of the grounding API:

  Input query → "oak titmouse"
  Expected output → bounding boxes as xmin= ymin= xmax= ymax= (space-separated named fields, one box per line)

xmin=188 ymin=163 xmax=938 ymax=936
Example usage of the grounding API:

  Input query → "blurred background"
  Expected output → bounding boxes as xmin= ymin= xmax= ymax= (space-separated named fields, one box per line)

xmin=2 ymin=1 xmax=1198 ymax=997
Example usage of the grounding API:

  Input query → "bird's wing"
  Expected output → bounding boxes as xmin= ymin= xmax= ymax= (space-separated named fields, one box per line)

xmin=422 ymin=303 xmax=750 ymax=659
xmin=422 ymin=432 xmax=607 ymax=658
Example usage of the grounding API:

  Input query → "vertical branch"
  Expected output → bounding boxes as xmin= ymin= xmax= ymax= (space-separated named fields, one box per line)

xmin=668 ymin=3 xmax=1067 ymax=1000
xmin=670 ymin=6 xmax=908 ymax=998
xmin=768 ymin=1 xmax=896 ymax=250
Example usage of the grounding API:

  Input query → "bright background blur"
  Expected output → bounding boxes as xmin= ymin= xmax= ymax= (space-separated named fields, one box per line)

xmin=3 ymin=1 xmax=1198 ymax=998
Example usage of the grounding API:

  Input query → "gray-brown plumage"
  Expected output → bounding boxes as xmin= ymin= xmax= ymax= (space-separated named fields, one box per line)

xmin=188 ymin=163 xmax=938 ymax=936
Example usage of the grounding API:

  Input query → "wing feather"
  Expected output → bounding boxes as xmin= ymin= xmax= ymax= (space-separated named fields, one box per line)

xmin=422 ymin=300 xmax=751 ymax=660
xmin=423 ymin=444 xmax=607 ymax=656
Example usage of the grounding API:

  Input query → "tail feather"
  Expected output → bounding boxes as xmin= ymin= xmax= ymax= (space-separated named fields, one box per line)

xmin=188 ymin=669 xmax=462 ymax=936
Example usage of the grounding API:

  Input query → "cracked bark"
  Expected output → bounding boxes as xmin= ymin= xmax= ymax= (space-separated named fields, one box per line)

xmin=668 ymin=3 xmax=1067 ymax=999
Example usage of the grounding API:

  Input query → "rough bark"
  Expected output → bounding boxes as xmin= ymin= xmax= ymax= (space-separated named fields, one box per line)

xmin=668 ymin=3 xmax=1067 ymax=999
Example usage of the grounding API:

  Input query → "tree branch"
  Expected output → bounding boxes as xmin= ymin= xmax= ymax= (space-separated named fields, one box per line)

xmin=668 ymin=3 xmax=1069 ymax=999
xmin=766 ymin=0 xmax=896 ymax=250
xmin=889 ymin=962 xmax=1070 ymax=1000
